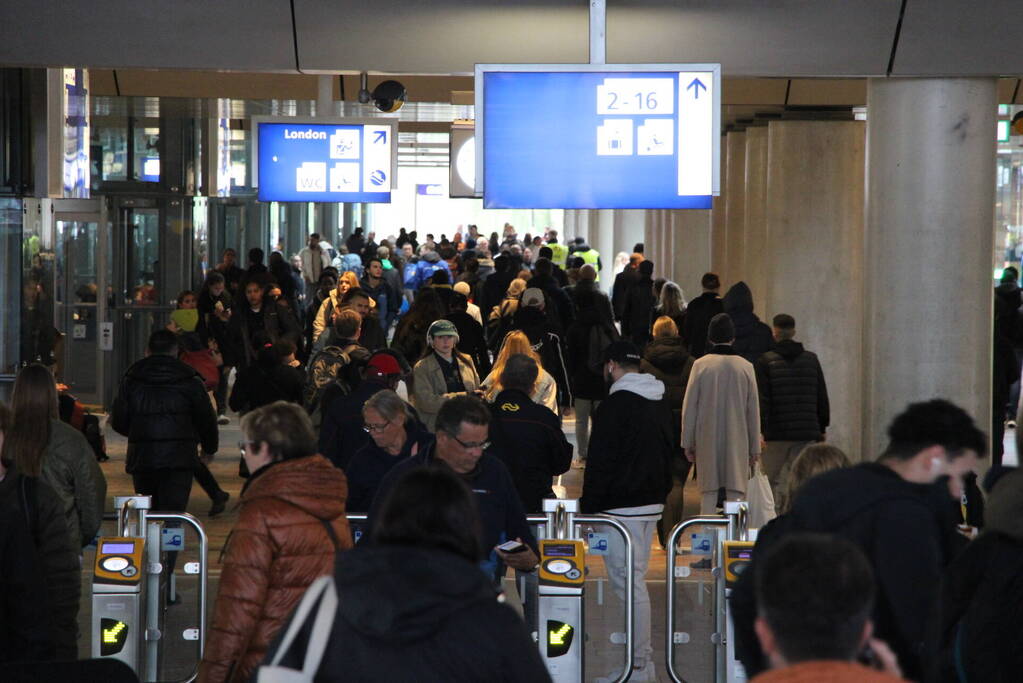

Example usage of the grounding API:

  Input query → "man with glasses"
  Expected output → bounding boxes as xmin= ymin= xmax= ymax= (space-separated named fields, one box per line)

xmin=366 ymin=395 xmax=539 ymax=584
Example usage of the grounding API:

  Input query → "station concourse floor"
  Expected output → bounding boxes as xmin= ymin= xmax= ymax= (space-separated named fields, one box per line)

xmin=79 ymin=410 xmax=1019 ymax=682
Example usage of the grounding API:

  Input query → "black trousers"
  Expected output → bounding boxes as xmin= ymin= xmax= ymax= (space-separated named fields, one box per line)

xmin=132 ymin=468 xmax=193 ymax=512
xmin=193 ymin=459 xmax=225 ymax=501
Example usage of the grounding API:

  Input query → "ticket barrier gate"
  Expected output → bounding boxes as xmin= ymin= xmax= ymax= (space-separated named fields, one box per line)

xmin=665 ymin=501 xmax=751 ymax=683
xmin=92 ymin=496 xmax=210 ymax=683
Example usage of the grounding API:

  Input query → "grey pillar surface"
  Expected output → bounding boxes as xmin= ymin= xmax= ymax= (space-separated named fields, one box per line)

xmin=594 ymin=209 xmax=615 ymax=290
xmin=744 ymin=127 xmax=769 ymax=315
xmin=672 ymin=209 xmax=713 ymax=302
xmin=616 ymin=209 xmax=645 ymax=261
xmin=711 ymin=136 xmax=727 ymax=276
xmin=864 ymin=78 xmax=996 ymax=458
xmin=765 ymin=120 xmax=866 ymax=459
xmin=724 ymin=131 xmax=747 ymax=288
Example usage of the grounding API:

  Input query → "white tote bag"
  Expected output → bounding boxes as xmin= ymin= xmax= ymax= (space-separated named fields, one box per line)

xmin=747 ymin=462 xmax=777 ymax=529
xmin=256 ymin=575 xmax=338 ymax=683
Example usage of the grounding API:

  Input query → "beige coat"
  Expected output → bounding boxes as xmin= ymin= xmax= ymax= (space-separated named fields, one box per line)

xmin=411 ymin=352 xmax=481 ymax=431
xmin=680 ymin=350 xmax=760 ymax=494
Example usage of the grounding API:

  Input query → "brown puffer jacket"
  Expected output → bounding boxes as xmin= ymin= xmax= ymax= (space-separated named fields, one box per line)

xmin=197 ymin=454 xmax=352 ymax=683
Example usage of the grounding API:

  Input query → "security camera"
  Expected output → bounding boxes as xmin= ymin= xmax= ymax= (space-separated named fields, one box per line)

xmin=371 ymin=80 xmax=406 ymax=113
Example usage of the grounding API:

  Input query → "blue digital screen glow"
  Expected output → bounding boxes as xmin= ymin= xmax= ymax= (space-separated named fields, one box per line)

xmin=482 ymin=70 xmax=715 ymax=209
xmin=256 ymin=121 xmax=394 ymax=203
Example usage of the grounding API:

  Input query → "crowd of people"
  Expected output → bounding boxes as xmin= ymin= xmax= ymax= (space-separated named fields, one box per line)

xmin=1 ymin=222 xmax=1020 ymax=683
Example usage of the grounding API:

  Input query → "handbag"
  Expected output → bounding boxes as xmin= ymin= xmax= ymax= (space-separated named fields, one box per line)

xmin=255 ymin=575 xmax=338 ymax=682
xmin=747 ymin=462 xmax=777 ymax=529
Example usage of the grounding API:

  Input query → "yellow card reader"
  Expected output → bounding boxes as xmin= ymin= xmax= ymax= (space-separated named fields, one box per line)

xmin=722 ymin=540 xmax=755 ymax=589
xmin=93 ymin=537 xmax=145 ymax=588
xmin=539 ymin=539 xmax=586 ymax=588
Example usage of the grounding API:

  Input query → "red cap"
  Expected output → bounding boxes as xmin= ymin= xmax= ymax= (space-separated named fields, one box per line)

xmin=367 ymin=353 xmax=402 ymax=375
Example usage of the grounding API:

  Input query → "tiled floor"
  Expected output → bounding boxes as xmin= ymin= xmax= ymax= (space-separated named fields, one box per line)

xmin=78 ymin=410 xmax=1018 ymax=681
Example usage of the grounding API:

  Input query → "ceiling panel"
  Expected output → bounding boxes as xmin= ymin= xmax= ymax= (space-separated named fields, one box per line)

xmin=0 ymin=1 xmax=295 ymax=71
xmin=894 ymin=1 xmax=1023 ymax=76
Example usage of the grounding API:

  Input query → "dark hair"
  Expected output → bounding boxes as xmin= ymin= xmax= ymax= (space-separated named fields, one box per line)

xmin=499 ymin=354 xmax=539 ymax=394
xmin=322 ymin=266 xmax=339 ymax=279
xmin=204 ymin=271 xmax=225 ymax=288
xmin=756 ymin=533 xmax=875 ymax=663
xmin=248 ymin=247 xmax=264 ymax=264
xmin=373 ymin=466 xmax=482 ymax=562
xmin=883 ymin=399 xmax=987 ymax=460
xmin=3 ymin=364 xmax=57 ymax=476
xmin=252 ymin=332 xmax=279 ymax=367
xmin=273 ymin=338 xmax=297 ymax=360
xmin=430 ymin=269 xmax=451 ymax=285
xmin=435 ymin=395 xmax=491 ymax=437
xmin=701 ymin=272 xmax=721 ymax=290
xmin=538 ymin=246 xmax=553 ymax=260
xmin=633 ymin=242 xmax=644 ymax=254
xmin=400 ymin=288 xmax=446 ymax=336
xmin=449 ymin=291 xmax=468 ymax=312
xmin=310 ymin=232 xmax=320 ymax=240
xmin=176 ymin=290 xmax=196 ymax=306
xmin=772 ymin=314 xmax=795 ymax=329
xmin=0 ymin=401 xmax=9 ymax=434
xmin=334 ymin=308 xmax=362 ymax=339
xmin=638 ymin=260 xmax=654 ymax=277
xmin=148 ymin=329 xmax=179 ymax=356
xmin=534 ymin=257 xmax=553 ymax=277
xmin=341 ymin=287 xmax=370 ymax=305
xmin=367 ymin=257 xmax=383 ymax=269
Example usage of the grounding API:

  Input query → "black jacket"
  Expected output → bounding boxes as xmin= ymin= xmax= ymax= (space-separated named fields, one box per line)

xmin=344 ymin=422 xmax=434 ymax=513
xmin=611 ymin=268 xmax=638 ymax=321
xmin=509 ymin=307 xmax=572 ymax=407
xmin=112 ymin=354 xmax=219 ymax=471
xmin=319 ymin=376 xmax=386 ymax=471
xmin=368 ymin=450 xmax=537 ymax=582
xmin=621 ymin=275 xmax=656 ymax=347
xmin=753 ymin=339 xmax=830 ymax=441
xmin=488 ymin=388 xmax=573 ymax=512
xmin=0 ymin=472 xmax=80 ymax=662
xmin=731 ymin=463 xmax=959 ymax=681
xmin=277 ymin=545 xmax=551 ymax=682
xmin=580 ymin=375 xmax=675 ymax=513
xmin=682 ymin=291 xmax=723 ymax=357
xmin=525 ymin=273 xmax=574 ymax=332
xmin=640 ymin=337 xmax=694 ymax=456
xmin=227 ymin=299 xmax=301 ymax=368
xmin=564 ymin=305 xmax=614 ymax=401
xmin=228 ymin=361 xmax=305 ymax=414
xmin=722 ymin=282 xmax=774 ymax=363
xmin=445 ymin=311 xmax=492 ymax=378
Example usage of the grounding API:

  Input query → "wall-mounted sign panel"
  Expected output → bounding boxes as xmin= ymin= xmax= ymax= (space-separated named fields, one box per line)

xmin=475 ymin=64 xmax=720 ymax=209
xmin=449 ymin=124 xmax=479 ymax=198
xmin=252 ymin=117 xmax=398 ymax=203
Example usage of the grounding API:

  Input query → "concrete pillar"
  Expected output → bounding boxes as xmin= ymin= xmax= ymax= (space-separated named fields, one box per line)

xmin=616 ymin=209 xmax=645 ymax=261
xmin=644 ymin=210 xmax=658 ymax=274
xmin=724 ymin=131 xmax=747 ymax=287
xmin=864 ymin=78 xmax=996 ymax=458
xmin=563 ymin=210 xmax=578 ymax=244
xmin=744 ymin=127 xmax=769 ymax=316
xmin=672 ymin=209 xmax=713 ymax=302
xmin=594 ymin=209 xmax=615 ymax=290
xmin=711 ymin=136 xmax=727 ymax=276
xmin=660 ymin=210 xmax=673 ymax=281
xmin=764 ymin=120 xmax=866 ymax=459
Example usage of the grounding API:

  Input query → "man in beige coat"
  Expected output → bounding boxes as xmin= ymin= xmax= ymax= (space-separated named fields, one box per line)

xmin=681 ymin=313 xmax=761 ymax=514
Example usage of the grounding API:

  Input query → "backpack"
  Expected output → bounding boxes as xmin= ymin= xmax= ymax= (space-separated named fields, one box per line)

xmin=304 ymin=344 xmax=365 ymax=424
xmin=586 ymin=323 xmax=619 ymax=375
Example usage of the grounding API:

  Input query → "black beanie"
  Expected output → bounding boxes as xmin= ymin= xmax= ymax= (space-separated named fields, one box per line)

xmin=708 ymin=313 xmax=735 ymax=344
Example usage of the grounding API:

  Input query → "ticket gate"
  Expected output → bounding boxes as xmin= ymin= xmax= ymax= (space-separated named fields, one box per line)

xmin=665 ymin=500 xmax=751 ymax=683
xmin=537 ymin=499 xmax=587 ymax=682
xmin=91 ymin=495 xmax=209 ymax=682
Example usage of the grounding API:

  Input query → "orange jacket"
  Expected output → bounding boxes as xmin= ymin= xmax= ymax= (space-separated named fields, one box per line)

xmin=198 ymin=454 xmax=352 ymax=683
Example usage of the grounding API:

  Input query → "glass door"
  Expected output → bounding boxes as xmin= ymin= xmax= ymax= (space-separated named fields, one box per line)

xmin=53 ymin=199 xmax=107 ymax=405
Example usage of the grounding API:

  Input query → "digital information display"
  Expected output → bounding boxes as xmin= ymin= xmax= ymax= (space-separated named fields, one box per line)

xmin=253 ymin=117 xmax=398 ymax=203
xmin=476 ymin=64 xmax=720 ymax=209
xmin=101 ymin=542 xmax=135 ymax=554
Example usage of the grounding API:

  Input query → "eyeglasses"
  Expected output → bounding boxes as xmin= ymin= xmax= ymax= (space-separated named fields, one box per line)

xmin=362 ymin=420 xmax=392 ymax=434
xmin=445 ymin=432 xmax=490 ymax=451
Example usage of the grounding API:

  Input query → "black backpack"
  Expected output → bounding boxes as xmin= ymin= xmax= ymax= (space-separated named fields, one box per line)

xmin=304 ymin=344 xmax=365 ymax=426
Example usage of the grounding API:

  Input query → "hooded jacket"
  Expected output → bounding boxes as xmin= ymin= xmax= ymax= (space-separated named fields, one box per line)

xmin=753 ymin=339 xmax=830 ymax=441
xmin=682 ymin=291 xmax=724 ymax=358
xmin=414 ymin=251 xmax=451 ymax=290
xmin=296 ymin=545 xmax=551 ymax=682
xmin=933 ymin=468 xmax=1023 ymax=683
xmin=565 ymin=286 xmax=616 ymax=401
xmin=722 ymin=282 xmax=774 ymax=363
xmin=112 ymin=354 xmax=219 ymax=472
xmin=581 ymin=372 xmax=675 ymax=514
xmin=198 ymin=455 xmax=352 ymax=683
xmin=509 ymin=306 xmax=572 ymax=407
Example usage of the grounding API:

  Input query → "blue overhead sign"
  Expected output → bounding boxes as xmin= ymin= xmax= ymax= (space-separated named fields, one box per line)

xmin=476 ymin=64 xmax=721 ymax=209
xmin=252 ymin=118 xmax=398 ymax=203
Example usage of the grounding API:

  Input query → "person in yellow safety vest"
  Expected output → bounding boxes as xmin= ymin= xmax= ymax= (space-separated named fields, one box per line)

xmin=572 ymin=237 xmax=603 ymax=282
xmin=546 ymin=230 xmax=569 ymax=269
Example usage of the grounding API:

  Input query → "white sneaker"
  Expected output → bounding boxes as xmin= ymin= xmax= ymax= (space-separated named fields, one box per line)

xmin=217 ymin=415 xmax=230 ymax=425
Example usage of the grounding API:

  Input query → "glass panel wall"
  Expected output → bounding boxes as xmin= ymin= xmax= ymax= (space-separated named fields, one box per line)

xmin=0 ymin=199 xmax=21 ymax=379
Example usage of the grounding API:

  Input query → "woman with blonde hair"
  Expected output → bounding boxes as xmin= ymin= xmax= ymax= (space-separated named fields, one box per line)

xmin=482 ymin=330 xmax=557 ymax=412
xmin=311 ymin=270 xmax=368 ymax=343
xmin=776 ymin=443 xmax=851 ymax=514
xmin=486 ymin=278 xmax=527 ymax=351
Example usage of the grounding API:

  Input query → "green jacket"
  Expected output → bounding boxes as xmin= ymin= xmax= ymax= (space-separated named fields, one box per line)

xmin=40 ymin=419 xmax=107 ymax=549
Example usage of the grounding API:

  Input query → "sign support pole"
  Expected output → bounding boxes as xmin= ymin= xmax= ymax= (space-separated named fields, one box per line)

xmin=589 ymin=0 xmax=606 ymax=65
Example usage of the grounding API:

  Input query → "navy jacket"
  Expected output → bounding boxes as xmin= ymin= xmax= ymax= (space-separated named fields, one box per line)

xmin=488 ymin=388 xmax=573 ymax=512
xmin=367 ymin=449 xmax=537 ymax=581
xmin=344 ymin=421 xmax=434 ymax=512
